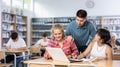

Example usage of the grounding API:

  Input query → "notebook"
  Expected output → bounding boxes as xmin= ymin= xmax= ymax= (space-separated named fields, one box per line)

xmin=45 ymin=47 xmax=83 ymax=63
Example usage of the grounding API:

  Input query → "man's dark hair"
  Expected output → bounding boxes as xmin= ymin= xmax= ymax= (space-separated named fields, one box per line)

xmin=10 ymin=32 xmax=18 ymax=40
xmin=42 ymin=32 xmax=47 ymax=37
xmin=76 ymin=9 xmax=87 ymax=18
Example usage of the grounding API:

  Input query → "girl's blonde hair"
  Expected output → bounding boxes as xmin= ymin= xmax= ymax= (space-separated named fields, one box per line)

xmin=51 ymin=24 xmax=65 ymax=39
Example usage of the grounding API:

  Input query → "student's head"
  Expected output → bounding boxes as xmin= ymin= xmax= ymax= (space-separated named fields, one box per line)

xmin=10 ymin=32 xmax=18 ymax=42
xmin=42 ymin=32 xmax=48 ymax=41
xmin=76 ymin=9 xmax=87 ymax=27
xmin=95 ymin=29 xmax=111 ymax=45
xmin=51 ymin=24 xmax=65 ymax=41
xmin=111 ymin=33 xmax=117 ymax=40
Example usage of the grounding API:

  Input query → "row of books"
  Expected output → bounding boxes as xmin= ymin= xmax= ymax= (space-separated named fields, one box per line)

xmin=16 ymin=16 xmax=26 ymax=24
xmin=2 ymin=24 xmax=14 ymax=31
xmin=32 ymin=17 xmax=75 ymax=23
xmin=3 ymin=13 xmax=26 ymax=24
xmin=2 ymin=24 xmax=26 ymax=31
xmin=2 ymin=13 xmax=15 ymax=22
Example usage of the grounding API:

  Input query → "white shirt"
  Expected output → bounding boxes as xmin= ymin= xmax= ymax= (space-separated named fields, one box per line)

xmin=6 ymin=37 xmax=26 ymax=48
xmin=36 ymin=39 xmax=49 ymax=46
xmin=90 ymin=42 xmax=107 ymax=58
xmin=6 ymin=37 xmax=26 ymax=58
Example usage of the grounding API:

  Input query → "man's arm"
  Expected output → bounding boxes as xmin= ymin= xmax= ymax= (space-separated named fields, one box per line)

xmin=86 ymin=22 xmax=96 ymax=46
xmin=65 ymin=23 xmax=71 ymax=36
xmin=90 ymin=22 xmax=96 ymax=37
xmin=65 ymin=24 xmax=75 ymax=42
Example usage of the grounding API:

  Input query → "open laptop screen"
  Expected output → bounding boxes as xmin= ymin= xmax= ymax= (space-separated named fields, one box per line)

xmin=46 ymin=47 xmax=82 ymax=63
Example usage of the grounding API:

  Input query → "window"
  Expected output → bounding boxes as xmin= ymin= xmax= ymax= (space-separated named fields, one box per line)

xmin=2 ymin=0 xmax=11 ymax=6
xmin=12 ymin=0 xmax=23 ymax=9
xmin=24 ymin=0 xmax=33 ymax=11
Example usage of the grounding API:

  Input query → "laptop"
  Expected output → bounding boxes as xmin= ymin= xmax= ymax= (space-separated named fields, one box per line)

xmin=45 ymin=47 xmax=83 ymax=63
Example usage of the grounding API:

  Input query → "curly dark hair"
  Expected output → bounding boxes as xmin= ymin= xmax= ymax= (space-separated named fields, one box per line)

xmin=97 ymin=28 xmax=112 ymax=47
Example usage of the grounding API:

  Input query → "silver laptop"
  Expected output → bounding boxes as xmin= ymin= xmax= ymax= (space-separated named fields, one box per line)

xmin=45 ymin=47 xmax=82 ymax=63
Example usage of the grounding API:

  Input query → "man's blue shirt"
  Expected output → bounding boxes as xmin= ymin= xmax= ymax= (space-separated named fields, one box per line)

xmin=66 ymin=20 xmax=96 ymax=49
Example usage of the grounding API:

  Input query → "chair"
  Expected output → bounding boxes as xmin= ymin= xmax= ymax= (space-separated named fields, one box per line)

xmin=27 ymin=62 xmax=55 ymax=67
xmin=68 ymin=64 xmax=96 ymax=67
xmin=0 ymin=51 xmax=12 ymax=67
xmin=29 ymin=46 xmax=41 ymax=59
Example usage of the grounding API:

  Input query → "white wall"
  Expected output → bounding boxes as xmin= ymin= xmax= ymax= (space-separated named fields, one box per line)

xmin=34 ymin=0 xmax=120 ymax=17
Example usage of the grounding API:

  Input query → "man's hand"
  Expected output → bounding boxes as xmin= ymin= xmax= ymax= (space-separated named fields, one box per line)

xmin=67 ymin=36 xmax=74 ymax=43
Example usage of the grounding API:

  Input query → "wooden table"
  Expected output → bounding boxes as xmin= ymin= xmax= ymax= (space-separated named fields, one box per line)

xmin=113 ymin=49 xmax=120 ymax=60
xmin=23 ymin=57 xmax=120 ymax=67
xmin=5 ymin=49 xmax=28 ymax=67
xmin=0 ymin=63 xmax=12 ymax=67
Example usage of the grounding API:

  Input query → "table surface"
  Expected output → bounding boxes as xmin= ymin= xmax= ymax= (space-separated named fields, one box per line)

xmin=23 ymin=57 xmax=120 ymax=67
xmin=4 ymin=49 xmax=28 ymax=67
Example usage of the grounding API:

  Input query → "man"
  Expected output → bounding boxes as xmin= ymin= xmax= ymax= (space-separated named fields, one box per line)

xmin=34 ymin=32 xmax=49 ymax=56
xmin=6 ymin=31 xmax=27 ymax=67
xmin=66 ymin=9 xmax=96 ymax=53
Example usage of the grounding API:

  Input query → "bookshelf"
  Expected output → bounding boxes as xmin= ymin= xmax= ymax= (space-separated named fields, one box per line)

xmin=54 ymin=17 xmax=75 ymax=32
xmin=31 ymin=18 xmax=53 ymax=45
xmin=1 ymin=12 xmax=28 ymax=47
xmin=88 ymin=16 xmax=120 ymax=39
xmin=101 ymin=16 xmax=120 ymax=39
xmin=16 ymin=15 xmax=28 ymax=44
xmin=87 ymin=16 xmax=102 ymax=29
xmin=31 ymin=16 xmax=120 ymax=45
xmin=31 ymin=17 xmax=75 ymax=45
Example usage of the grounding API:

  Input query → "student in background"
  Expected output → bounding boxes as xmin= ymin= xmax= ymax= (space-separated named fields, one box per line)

xmin=6 ymin=31 xmax=27 ymax=67
xmin=66 ymin=9 xmax=96 ymax=53
xmin=77 ymin=29 xmax=113 ymax=60
xmin=111 ymin=33 xmax=118 ymax=50
xmin=34 ymin=32 xmax=49 ymax=56
xmin=44 ymin=24 xmax=79 ymax=59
